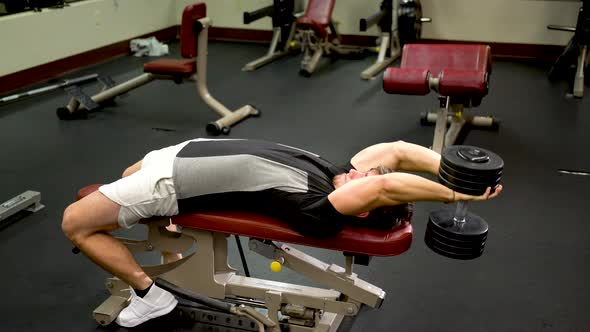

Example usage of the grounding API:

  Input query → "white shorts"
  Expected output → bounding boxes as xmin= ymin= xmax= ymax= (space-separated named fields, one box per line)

xmin=98 ymin=146 xmax=182 ymax=229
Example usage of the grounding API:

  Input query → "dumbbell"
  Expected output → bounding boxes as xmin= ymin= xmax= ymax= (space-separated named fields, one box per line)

xmin=424 ymin=145 xmax=504 ymax=260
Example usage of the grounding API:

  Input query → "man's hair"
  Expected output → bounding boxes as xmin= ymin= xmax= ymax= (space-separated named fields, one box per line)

xmin=364 ymin=166 xmax=414 ymax=229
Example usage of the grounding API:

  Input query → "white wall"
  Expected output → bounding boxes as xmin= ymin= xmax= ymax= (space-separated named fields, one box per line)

xmin=0 ymin=0 xmax=177 ymax=77
xmin=0 ymin=0 xmax=582 ymax=77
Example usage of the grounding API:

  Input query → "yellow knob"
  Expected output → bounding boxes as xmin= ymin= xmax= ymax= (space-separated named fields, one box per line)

xmin=376 ymin=47 xmax=380 ymax=52
xmin=270 ymin=261 xmax=282 ymax=273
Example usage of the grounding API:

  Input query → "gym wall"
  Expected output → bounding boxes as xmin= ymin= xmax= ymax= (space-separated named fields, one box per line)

xmin=0 ymin=0 xmax=581 ymax=79
xmin=182 ymin=0 xmax=580 ymax=44
xmin=0 ymin=0 xmax=177 ymax=77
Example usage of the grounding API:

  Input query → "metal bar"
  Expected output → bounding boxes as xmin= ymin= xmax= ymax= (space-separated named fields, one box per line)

xmin=432 ymin=97 xmax=450 ymax=154
xmin=547 ymin=24 xmax=576 ymax=32
xmin=235 ymin=235 xmax=251 ymax=277
xmin=194 ymin=24 xmax=233 ymax=118
xmin=89 ymin=73 xmax=155 ymax=105
xmin=360 ymin=33 xmax=400 ymax=80
xmin=444 ymin=118 xmax=466 ymax=148
xmin=1 ymin=74 xmax=98 ymax=104
xmin=258 ymin=242 xmax=384 ymax=308
xmin=573 ymin=45 xmax=587 ymax=98
xmin=0 ymin=191 xmax=44 ymax=222
xmin=302 ymin=47 xmax=323 ymax=74
xmin=453 ymin=201 xmax=469 ymax=223
xmin=360 ymin=10 xmax=385 ymax=31
xmin=243 ymin=5 xmax=274 ymax=24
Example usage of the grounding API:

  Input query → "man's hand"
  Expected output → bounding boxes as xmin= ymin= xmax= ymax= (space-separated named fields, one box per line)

xmin=454 ymin=185 xmax=503 ymax=202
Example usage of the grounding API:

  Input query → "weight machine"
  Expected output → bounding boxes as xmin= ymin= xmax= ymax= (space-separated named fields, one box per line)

xmin=242 ymin=0 xmax=302 ymax=71
xmin=548 ymin=0 xmax=590 ymax=98
xmin=359 ymin=0 xmax=430 ymax=80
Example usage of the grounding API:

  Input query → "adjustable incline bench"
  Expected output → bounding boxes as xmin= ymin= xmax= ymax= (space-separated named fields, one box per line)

xmin=56 ymin=3 xmax=259 ymax=136
xmin=76 ymin=184 xmax=413 ymax=331
xmin=295 ymin=0 xmax=367 ymax=77
xmin=383 ymin=44 xmax=499 ymax=154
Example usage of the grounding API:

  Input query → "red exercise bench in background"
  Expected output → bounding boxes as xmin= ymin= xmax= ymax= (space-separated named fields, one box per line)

xmin=383 ymin=44 xmax=499 ymax=154
xmin=295 ymin=0 xmax=367 ymax=76
xmin=56 ymin=3 xmax=259 ymax=136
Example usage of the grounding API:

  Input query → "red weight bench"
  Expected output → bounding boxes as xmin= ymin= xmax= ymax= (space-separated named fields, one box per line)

xmin=56 ymin=2 xmax=259 ymax=136
xmin=76 ymin=184 xmax=412 ymax=330
xmin=295 ymin=0 xmax=365 ymax=76
xmin=383 ymin=44 xmax=499 ymax=154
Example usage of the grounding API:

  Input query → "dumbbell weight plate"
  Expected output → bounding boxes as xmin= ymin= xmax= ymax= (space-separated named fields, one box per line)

xmin=427 ymin=209 xmax=488 ymax=241
xmin=424 ymin=234 xmax=485 ymax=260
xmin=438 ymin=166 xmax=501 ymax=196
xmin=425 ymin=222 xmax=487 ymax=246
xmin=425 ymin=210 xmax=488 ymax=260
xmin=440 ymin=161 xmax=502 ymax=184
xmin=425 ymin=227 xmax=486 ymax=255
xmin=438 ymin=171 xmax=501 ymax=196
xmin=441 ymin=145 xmax=504 ymax=177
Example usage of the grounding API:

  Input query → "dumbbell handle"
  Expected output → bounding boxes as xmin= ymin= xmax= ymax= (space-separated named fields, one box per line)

xmin=453 ymin=201 xmax=469 ymax=223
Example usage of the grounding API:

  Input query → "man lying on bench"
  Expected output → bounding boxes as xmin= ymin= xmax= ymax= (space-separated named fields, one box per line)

xmin=61 ymin=138 xmax=502 ymax=327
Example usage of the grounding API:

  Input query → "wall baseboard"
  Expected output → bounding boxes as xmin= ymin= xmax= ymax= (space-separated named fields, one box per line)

xmin=0 ymin=26 xmax=564 ymax=95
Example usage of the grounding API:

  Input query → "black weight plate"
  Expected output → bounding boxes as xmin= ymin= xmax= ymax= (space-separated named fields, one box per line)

xmin=441 ymin=145 xmax=504 ymax=176
xmin=425 ymin=224 xmax=487 ymax=246
xmin=398 ymin=0 xmax=423 ymax=47
xmin=440 ymin=161 xmax=502 ymax=184
xmin=425 ymin=229 xmax=486 ymax=254
xmin=428 ymin=209 xmax=489 ymax=241
xmin=438 ymin=172 xmax=489 ymax=196
xmin=438 ymin=166 xmax=501 ymax=192
xmin=425 ymin=235 xmax=485 ymax=260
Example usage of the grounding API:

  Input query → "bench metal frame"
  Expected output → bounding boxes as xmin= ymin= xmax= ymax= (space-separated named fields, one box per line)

xmin=93 ymin=218 xmax=387 ymax=331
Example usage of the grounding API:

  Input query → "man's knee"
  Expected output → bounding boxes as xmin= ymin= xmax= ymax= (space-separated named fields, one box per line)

xmin=61 ymin=203 xmax=84 ymax=242
xmin=122 ymin=167 xmax=135 ymax=178
xmin=122 ymin=161 xmax=142 ymax=178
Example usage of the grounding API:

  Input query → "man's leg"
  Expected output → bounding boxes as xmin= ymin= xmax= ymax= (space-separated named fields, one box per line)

xmin=61 ymin=190 xmax=152 ymax=290
xmin=62 ymin=186 xmax=178 ymax=327
xmin=121 ymin=161 xmax=183 ymax=264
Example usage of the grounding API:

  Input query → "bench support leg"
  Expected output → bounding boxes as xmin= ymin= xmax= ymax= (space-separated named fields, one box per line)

xmin=243 ymin=24 xmax=298 ymax=71
xmin=360 ymin=32 xmax=400 ymax=80
xmin=195 ymin=26 xmax=260 ymax=135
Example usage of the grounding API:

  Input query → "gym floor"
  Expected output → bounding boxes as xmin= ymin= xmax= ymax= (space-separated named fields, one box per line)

xmin=1 ymin=40 xmax=589 ymax=332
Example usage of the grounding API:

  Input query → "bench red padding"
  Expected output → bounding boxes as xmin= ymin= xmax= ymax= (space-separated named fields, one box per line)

xmin=296 ymin=0 xmax=335 ymax=38
xmin=180 ymin=2 xmax=207 ymax=59
xmin=383 ymin=44 xmax=491 ymax=101
xmin=400 ymin=44 xmax=491 ymax=76
xmin=144 ymin=59 xmax=196 ymax=76
xmin=383 ymin=68 xmax=430 ymax=95
xmin=77 ymin=184 xmax=412 ymax=257
xmin=439 ymin=69 xmax=488 ymax=97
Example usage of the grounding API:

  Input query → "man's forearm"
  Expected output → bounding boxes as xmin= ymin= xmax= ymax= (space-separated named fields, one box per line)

xmin=380 ymin=172 xmax=453 ymax=204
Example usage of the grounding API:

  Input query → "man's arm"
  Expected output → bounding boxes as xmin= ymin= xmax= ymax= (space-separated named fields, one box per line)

xmin=350 ymin=141 xmax=441 ymax=175
xmin=328 ymin=172 xmax=502 ymax=216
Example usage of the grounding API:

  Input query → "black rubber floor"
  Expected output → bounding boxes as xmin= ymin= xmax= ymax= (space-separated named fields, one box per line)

xmin=0 ymin=41 xmax=589 ymax=332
